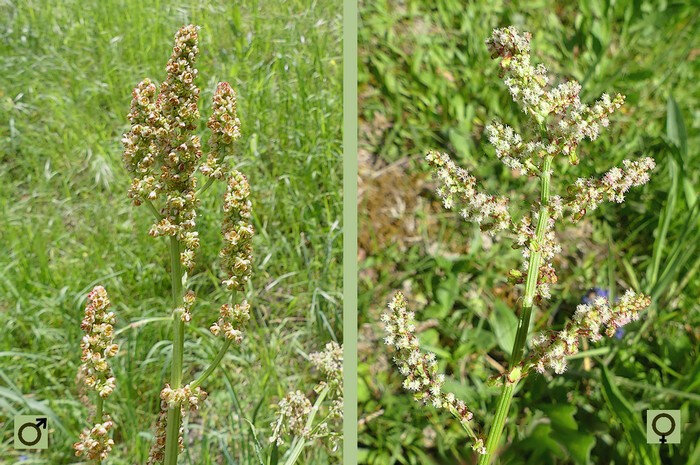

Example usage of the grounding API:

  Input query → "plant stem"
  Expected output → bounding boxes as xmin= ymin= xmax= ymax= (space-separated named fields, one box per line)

xmin=196 ymin=152 xmax=226 ymax=196
xmin=95 ymin=395 xmax=103 ymax=422
xmin=477 ymin=155 xmax=553 ymax=465
xmin=164 ymin=236 xmax=185 ymax=465
xmin=145 ymin=200 xmax=162 ymax=220
xmin=95 ymin=395 xmax=104 ymax=465
xmin=197 ymin=177 xmax=216 ymax=196
xmin=190 ymin=338 xmax=233 ymax=390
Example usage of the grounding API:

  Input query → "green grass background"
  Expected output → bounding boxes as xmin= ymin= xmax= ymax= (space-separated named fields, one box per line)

xmin=0 ymin=1 xmax=341 ymax=463
xmin=358 ymin=1 xmax=698 ymax=464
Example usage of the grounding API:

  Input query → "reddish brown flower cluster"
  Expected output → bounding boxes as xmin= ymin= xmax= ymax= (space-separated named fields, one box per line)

xmin=220 ymin=170 xmax=254 ymax=291
xmin=210 ymin=300 xmax=251 ymax=343
xmin=78 ymin=286 xmax=118 ymax=398
xmin=74 ymin=286 xmax=119 ymax=460
xmin=201 ymin=82 xmax=242 ymax=179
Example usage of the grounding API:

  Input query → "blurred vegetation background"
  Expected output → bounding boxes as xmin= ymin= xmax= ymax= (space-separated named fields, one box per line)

xmin=0 ymin=1 xmax=341 ymax=463
xmin=358 ymin=1 xmax=698 ymax=464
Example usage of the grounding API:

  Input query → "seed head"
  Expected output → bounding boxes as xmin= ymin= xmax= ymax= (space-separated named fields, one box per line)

xmin=220 ymin=170 xmax=254 ymax=291
xmin=201 ymin=82 xmax=242 ymax=179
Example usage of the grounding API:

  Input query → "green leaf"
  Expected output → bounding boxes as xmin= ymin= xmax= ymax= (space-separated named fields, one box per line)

xmin=448 ymin=129 xmax=470 ymax=158
xmin=646 ymin=146 xmax=678 ymax=289
xmin=542 ymin=404 xmax=578 ymax=430
xmin=357 ymin=376 xmax=371 ymax=403
xmin=666 ymin=95 xmax=696 ymax=206
xmin=487 ymin=300 xmax=518 ymax=355
xmin=553 ymin=428 xmax=596 ymax=465
xmin=666 ymin=96 xmax=687 ymax=161
xmin=651 ymin=201 xmax=699 ymax=300
xmin=269 ymin=442 xmax=278 ymax=465
xmin=600 ymin=365 xmax=661 ymax=465
xmin=521 ymin=423 xmax=566 ymax=461
xmin=419 ymin=328 xmax=451 ymax=359
xmin=430 ymin=274 xmax=458 ymax=319
xmin=541 ymin=405 xmax=596 ymax=464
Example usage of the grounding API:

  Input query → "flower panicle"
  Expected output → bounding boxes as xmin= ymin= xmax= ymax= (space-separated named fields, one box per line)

xmin=123 ymin=78 xmax=159 ymax=183
xmin=524 ymin=290 xmax=651 ymax=375
xmin=201 ymin=82 xmax=242 ymax=179
xmin=160 ymin=383 xmax=208 ymax=412
xmin=566 ymin=157 xmax=655 ymax=221
xmin=146 ymin=382 xmax=208 ymax=464
xmin=485 ymin=27 xmax=626 ymax=164
xmin=146 ymin=406 xmax=170 ymax=465
xmin=269 ymin=342 xmax=344 ymax=450
xmin=122 ymin=24 xmax=203 ymax=270
xmin=485 ymin=27 xmax=550 ymax=122
xmin=209 ymin=300 xmax=251 ymax=343
xmin=158 ymin=24 xmax=201 ymax=132
xmin=484 ymin=121 xmax=547 ymax=174
xmin=74 ymin=416 xmax=115 ymax=461
xmin=78 ymin=286 xmax=118 ymax=398
xmin=553 ymin=92 xmax=626 ymax=164
xmin=220 ymin=170 xmax=254 ymax=291
xmin=426 ymin=150 xmax=511 ymax=234
xmin=180 ymin=290 xmax=196 ymax=323
xmin=310 ymin=341 xmax=343 ymax=391
xmin=269 ymin=390 xmax=312 ymax=446
xmin=74 ymin=286 xmax=118 ymax=460
xmin=382 ymin=292 xmax=485 ymax=454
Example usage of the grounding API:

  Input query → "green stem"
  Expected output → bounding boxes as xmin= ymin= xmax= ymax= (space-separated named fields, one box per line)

xmin=196 ymin=151 xmax=227 ymax=196
xmin=95 ymin=395 xmax=103 ymax=422
xmin=164 ymin=236 xmax=185 ymax=465
xmin=478 ymin=155 xmax=553 ymax=465
xmin=95 ymin=395 xmax=104 ymax=465
xmin=197 ymin=177 xmax=216 ymax=196
xmin=145 ymin=200 xmax=162 ymax=220
xmin=190 ymin=338 xmax=233 ymax=390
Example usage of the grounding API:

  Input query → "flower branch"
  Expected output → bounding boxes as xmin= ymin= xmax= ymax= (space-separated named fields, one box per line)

xmin=382 ymin=25 xmax=655 ymax=465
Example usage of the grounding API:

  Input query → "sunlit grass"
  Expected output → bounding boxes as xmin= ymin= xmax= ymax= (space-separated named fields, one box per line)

xmin=0 ymin=1 xmax=341 ymax=463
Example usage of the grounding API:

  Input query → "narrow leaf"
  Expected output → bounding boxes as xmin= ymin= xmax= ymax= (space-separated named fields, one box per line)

xmin=599 ymin=366 xmax=660 ymax=465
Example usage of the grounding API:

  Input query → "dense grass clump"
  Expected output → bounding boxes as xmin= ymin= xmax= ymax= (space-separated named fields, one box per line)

xmin=358 ymin=1 xmax=698 ymax=464
xmin=0 ymin=1 xmax=341 ymax=464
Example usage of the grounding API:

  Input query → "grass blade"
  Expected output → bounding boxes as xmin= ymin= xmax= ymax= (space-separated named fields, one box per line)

xmin=599 ymin=365 xmax=660 ymax=465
